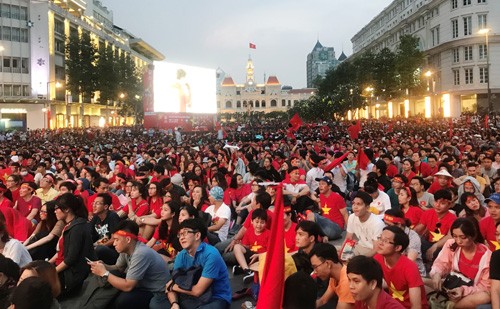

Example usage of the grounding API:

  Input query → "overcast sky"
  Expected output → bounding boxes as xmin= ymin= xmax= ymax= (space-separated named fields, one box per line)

xmin=103 ymin=0 xmax=392 ymax=89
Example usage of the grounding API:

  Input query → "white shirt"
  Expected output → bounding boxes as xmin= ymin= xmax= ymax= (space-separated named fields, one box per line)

xmin=332 ymin=166 xmax=347 ymax=193
xmin=346 ymin=213 xmax=385 ymax=250
xmin=3 ymin=239 xmax=32 ymax=267
xmin=370 ymin=190 xmax=392 ymax=216
xmin=306 ymin=167 xmax=324 ymax=192
xmin=205 ymin=203 xmax=232 ymax=241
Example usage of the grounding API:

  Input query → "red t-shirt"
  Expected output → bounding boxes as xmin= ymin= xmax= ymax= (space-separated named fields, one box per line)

xmin=427 ymin=181 xmax=453 ymax=195
xmin=55 ymin=224 xmax=69 ymax=266
xmin=402 ymin=171 xmax=416 ymax=187
xmin=387 ymin=164 xmax=398 ymax=178
xmin=354 ymin=290 xmax=405 ymax=309
xmin=242 ymin=229 xmax=270 ymax=253
xmin=479 ymin=216 xmax=500 ymax=251
xmin=458 ymin=244 xmax=488 ymax=280
xmin=414 ymin=162 xmax=432 ymax=178
xmin=149 ymin=197 xmax=163 ymax=217
xmin=122 ymin=198 xmax=149 ymax=217
xmin=319 ymin=192 xmax=346 ymax=229
xmin=374 ymin=254 xmax=428 ymax=308
xmin=419 ymin=210 xmax=457 ymax=242
xmin=284 ymin=222 xmax=297 ymax=253
xmin=9 ymin=188 xmax=20 ymax=204
xmin=0 ymin=198 xmax=12 ymax=208
xmin=243 ymin=209 xmax=273 ymax=230
xmin=404 ymin=206 xmax=424 ymax=227
xmin=16 ymin=195 xmax=42 ymax=218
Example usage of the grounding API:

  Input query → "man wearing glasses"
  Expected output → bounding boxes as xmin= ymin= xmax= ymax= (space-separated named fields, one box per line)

xmin=309 ymin=243 xmax=354 ymax=308
xmin=373 ymin=226 xmax=428 ymax=308
xmin=167 ymin=218 xmax=231 ymax=309
xmin=90 ymin=193 xmax=121 ymax=264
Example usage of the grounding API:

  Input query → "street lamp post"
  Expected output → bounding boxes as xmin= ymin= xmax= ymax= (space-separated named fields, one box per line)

xmin=479 ymin=28 xmax=492 ymax=113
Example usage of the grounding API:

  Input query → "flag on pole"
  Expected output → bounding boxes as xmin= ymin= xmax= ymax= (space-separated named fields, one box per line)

xmin=347 ymin=120 xmax=361 ymax=140
xmin=288 ymin=113 xmax=303 ymax=132
xmin=357 ymin=148 xmax=370 ymax=170
xmin=249 ymin=42 xmax=256 ymax=49
xmin=256 ymin=184 xmax=285 ymax=308
xmin=322 ymin=151 xmax=351 ymax=172
xmin=484 ymin=115 xmax=490 ymax=129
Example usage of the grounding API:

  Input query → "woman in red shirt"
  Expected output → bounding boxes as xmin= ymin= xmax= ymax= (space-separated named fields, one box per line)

xmin=0 ymin=184 xmax=13 ymax=208
xmin=399 ymin=187 xmax=423 ymax=227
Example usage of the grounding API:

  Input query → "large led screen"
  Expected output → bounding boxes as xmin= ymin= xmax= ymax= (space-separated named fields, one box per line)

xmin=153 ymin=62 xmax=216 ymax=114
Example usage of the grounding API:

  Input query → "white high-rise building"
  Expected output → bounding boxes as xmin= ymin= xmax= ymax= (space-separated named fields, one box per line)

xmin=0 ymin=0 xmax=163 ymax=129
xmin=351 ymin=0 xmax=499 ymax=118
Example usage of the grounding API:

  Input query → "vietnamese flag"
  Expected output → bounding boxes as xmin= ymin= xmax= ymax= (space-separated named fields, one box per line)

xmin=288 ymin=113 xmax=303 ymax=132
xmin=347 ymin=120 xmax=361 ymax=140
xmin=484 ymin=115 xmax=489 ymax=129
xmin=249 ymin=42 xmax=256 ymax=49
xmin=322 ymin=151 xmax=350 ymax=172
xmin=256 ymin=184 xmax=285 ymax=309
xmin=357 ymin=148 xmax=370 ymax=170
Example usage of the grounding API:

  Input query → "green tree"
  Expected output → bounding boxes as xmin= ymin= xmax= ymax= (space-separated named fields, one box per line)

xmin=395 ymin=35 xmax=425 ymax=96
xmin=373 ymin=48 xmax=398 ymax=100
xmin=96 ymin=45 xmax=118 ymax=104
xmin=65 ymin=31 xmax=98 ymax=103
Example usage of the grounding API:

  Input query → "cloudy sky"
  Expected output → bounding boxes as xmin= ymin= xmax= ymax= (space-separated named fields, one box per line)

xmin=103 ymin=0 xmax=392 ymax=88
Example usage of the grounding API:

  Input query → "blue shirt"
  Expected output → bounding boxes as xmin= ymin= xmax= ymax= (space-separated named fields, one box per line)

xmin=174 ymin=242 xmax=231 ymax=304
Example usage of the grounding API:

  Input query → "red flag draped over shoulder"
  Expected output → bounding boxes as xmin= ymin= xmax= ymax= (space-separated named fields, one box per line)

xmin=347 ymin=120 xmax=361 ymax=140
xmin=357 ymin=148 xmax=370 ymax=170
xmin=256 ymin=184 xmax=285 ymax=309
xmin=321 ymin=151 xmax=350 ymax=172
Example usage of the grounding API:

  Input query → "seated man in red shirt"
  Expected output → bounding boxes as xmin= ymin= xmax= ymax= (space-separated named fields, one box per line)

xmin=307 ymin=176 xmax=348 ymax=241
xmin=374 ymin=226 xmax=428 ymax=308
xmin=479 ymin=193 xmax=500 ymax=251
xmin=413 ymin=189 xmax=456 ymax=263
xmin=14 ymin=182 xmax=41 ymax=225
xmin=347 ymin=255 xmax=404 ymax=309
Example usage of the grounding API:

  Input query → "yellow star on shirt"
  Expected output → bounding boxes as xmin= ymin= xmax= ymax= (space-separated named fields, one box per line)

xmin=430 ymin=230 xmax=445 ymax=242
xmin=490 ymin=240 xmax=500 ymax=250
xmin=322 ymin=204 xmax=331 ymax=215
xmin=2 ymin=173 xmax=9 ymax=182
xmin=251 ymin=241 xmax=262 ymax=253
xmin=389 ymin=282 xmax=405 ymax=302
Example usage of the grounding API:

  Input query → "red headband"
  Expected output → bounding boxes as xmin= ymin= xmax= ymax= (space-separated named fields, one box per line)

xmin=393 ymin=177 xmax=404 ymax=183
xmin=405 ymin=187 xmax=412 ymax=198
xmin=384 ymin=214 xmax=406 ymax=225
xmin=114 ymin=230 xmax=138 ymax=240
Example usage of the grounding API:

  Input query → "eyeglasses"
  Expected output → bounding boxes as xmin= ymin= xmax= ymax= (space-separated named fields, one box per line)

xmin=312 ymin=260 xmax=326 ymax=271
xmin=177 ymin=230 xmax=198 ymax=238
xmin=377 ymin=236 xmax=395 ymax=245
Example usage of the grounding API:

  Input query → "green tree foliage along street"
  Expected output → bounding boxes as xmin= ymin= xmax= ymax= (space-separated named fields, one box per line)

xmin=298 ymin=35 xmax=425 ymax=121
xmin=65 ymin=33 xmax=144 ymax=122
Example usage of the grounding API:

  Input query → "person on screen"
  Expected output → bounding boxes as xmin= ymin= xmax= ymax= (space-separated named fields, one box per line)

xmin=174 ymin=69 xmax=191 ymax=113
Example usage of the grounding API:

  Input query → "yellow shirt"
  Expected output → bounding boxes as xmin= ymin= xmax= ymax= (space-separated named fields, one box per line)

xmin=35 ymin=187 xmax=59 ymax=204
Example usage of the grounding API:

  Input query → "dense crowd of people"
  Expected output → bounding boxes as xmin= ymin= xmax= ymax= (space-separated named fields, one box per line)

xmin=0 ymin=114 xmax=498 ymax=309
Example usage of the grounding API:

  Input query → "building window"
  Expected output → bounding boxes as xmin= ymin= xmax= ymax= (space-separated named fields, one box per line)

xmin=10 ymin=6 xmax=19 ymax=20
xmin=20 ymin=29 xmax=28 ymax=42
xmin=477 ymin=0 xmax=486 ymax=3
xmin=270 ymin=100 xmax=277 ymax=107
xmin=262 ymin=100 xmax=266 ymax=107
xmin=464 ymin=68 xmax=473 ymax=84
xmin=463 ymin=0 xmax=471 ymax=5
xmin=478 ymin=14 xmax=487 ymax=29
xmin=452 ymin=48 xmax=460 ymax=63
xmin=255 ymin=100 xmax=260 ymax=108
xmin=479 ymin=67 xmax=489 ymax=83
xmin=463 ymin=16 xmax=472 ymax=36
xmin=13 ymin=85 xmax=21 ymax=96
xmin=2 ymin=27 xmax=11 ymax=41
xmin=451 ymin=0 xmax=458 ymax=9
xmin=451 ymin=19 xmax=459 ymax=38
xmin=453 ymin=70 xmax=460 ymax=85
xmin=479 ymin=44 xmax=487 ymax=59
xmin=12 ymin=57 xmax=20 ymax=73
xmin=282 ymin=99 xmax=286 ymax=107
xmin=54 ymin=19 xmax=64 ymax=35
xmin=21 ymin=58 xmax=29 ymax=74
xmin=236 ymin=101 xmax=241 ymax=108
xmin=3 ymin=85 xmax=12 ymax=97
xmin=1 ymin=4 xmax=10 ymax=18
xmin=11 ymin=28 xmax=20 ymax=42
xmin=431 ymin=26 xmax=440 ymax=46
xmin=22 ymin=85 xmax=29 ymax=96
xmin=3 ymin=57 xmax=11 ymax=72
xmin=236 ymin=90 xmax=240 ymax=95
xmin=225 ymin=101 xmax=232 ymax=108
xmin=19 ymin=6 xmax=27 ymax=20
xmin=464 ymin=46 xmax=473 ymax=61
xmin=55 ymin=39 xmax=65 ymax=54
